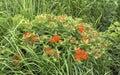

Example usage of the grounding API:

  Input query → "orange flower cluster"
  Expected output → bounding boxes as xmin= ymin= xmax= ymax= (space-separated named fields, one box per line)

xmin=45 ymin=48 xmax=53 ymax=55
xmin=44 ymin=35 xmax=62 ymax=58
xmin=82 ymin=36 xmax=91 ymax=44
xmin=32 ymin=36 xmax=37 ymax=42
xmin=45 ymin=47 xmax=60 ymax=59
xmin=82 ymin=36 xmax=87 ymax=42
xmin=23 ymin=32 xmax=37 ymax=43
xmin=75 ymin=49 xmax=87 ymax=61
xmin=78 ymin=23 xmax=91 ymax=44
xmin=23 ymin=32 xmax=32 ymax=38
xmin=50 ymin=35 xmax=61 ymax=43
xmin=78 ymin=23 xmax=86 ymax=33
xmin=79 ymin=25 xmax=84 ymax=33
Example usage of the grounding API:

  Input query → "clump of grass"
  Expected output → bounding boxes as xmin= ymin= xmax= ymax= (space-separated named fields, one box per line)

xmin=0 ymin=14 xmax=111 ymax=74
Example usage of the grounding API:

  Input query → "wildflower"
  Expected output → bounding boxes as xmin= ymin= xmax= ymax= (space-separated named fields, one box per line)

xmin=82 ymin=36 xmax=87 ymax=42
xmin=75 ymin=49 xmax=88 ymax=61
xmin=82 ymin=55 xmax=87 ymax=60
xmin=46 ymin=48 xmax=53 ymax=55
xmin=76 ymin=49 xmax=81 ymax=55
xmin=23 ymin=32 xmax=32 ymax=38
xmin=50 ymin=35 xmax=61 ymax=43
xmin=32 ymin=36 xmax=37 ymax=42
xmin=87 ymin=39 xmax=91 ymax=44
xmin=81 ymin=50 xmax=88 ymax=60
xmin=78 ymin=25 xmax=84 ymax=33
xmin=13 ymin=55 xmax=19 ymax=60
xmin=13 ymin=55 xmax=19 ymax=66
xmin=75 ymin=55 xmax=80 ymax=60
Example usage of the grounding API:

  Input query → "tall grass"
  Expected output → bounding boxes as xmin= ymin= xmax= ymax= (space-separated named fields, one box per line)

xmin=1 ymin=0 xmax=119 ymax=30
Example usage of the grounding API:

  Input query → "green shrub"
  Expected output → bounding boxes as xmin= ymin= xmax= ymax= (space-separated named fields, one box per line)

xmin=0 ymin=14 xmax=111 ymax=75
xmin=105 ymin=21 xmax=120 ymax=75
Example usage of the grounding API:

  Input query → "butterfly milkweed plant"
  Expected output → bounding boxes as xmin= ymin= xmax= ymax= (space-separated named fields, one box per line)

xmin=0 ymin=14 xmax=111 ymax=75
